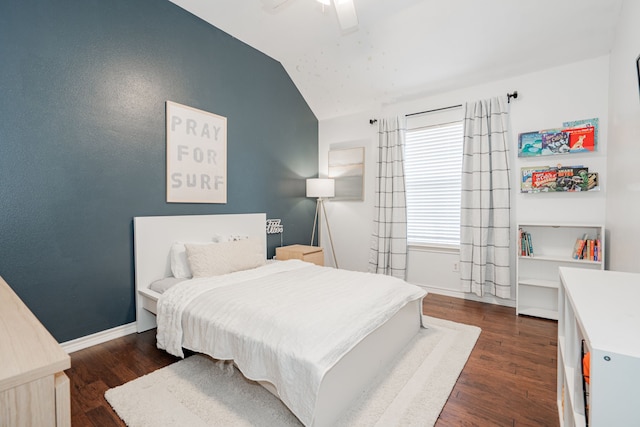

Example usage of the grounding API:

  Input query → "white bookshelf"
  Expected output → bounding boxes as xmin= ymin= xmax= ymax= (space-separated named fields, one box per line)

xmin=557 ymin=267 xmax=640 ymax=426
xmin=516 ymin=223 xmax=604 ymax=320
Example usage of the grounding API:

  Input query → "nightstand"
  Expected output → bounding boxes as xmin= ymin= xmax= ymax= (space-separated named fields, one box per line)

xmin=275 ymin=245 xmax=324 ymax=266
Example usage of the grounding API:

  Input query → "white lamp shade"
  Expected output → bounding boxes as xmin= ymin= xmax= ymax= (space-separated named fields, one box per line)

xmin=306 ymin=178 xmax=335 ymax=198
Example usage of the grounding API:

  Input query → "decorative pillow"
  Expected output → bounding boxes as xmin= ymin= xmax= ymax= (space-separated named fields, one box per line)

xmin=185 ymin=238 xmax=265 ymax=278
xmin=149 ymin=277 xmax=186 ymax=294
xmin=170 ymin=242 xmax=211 ymax=279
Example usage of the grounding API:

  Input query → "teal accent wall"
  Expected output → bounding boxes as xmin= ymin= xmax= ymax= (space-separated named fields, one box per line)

xmin=0 ymin=0 xmax=318 ymax=342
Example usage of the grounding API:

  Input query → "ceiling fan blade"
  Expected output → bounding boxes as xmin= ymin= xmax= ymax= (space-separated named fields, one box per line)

xmin=334 ymin=0 xmax=358 ymax=31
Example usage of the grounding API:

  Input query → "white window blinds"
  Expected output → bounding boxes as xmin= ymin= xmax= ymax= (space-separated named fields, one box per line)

xmin=405 ymin=118 xmax=463 ymax=247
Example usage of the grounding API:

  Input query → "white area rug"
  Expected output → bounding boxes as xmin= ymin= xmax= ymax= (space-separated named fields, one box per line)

xmin=105 ymin=316 xmax=480 ymax=427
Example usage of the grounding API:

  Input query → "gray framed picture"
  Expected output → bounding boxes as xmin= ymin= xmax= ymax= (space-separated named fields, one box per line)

xmin=328 ymin=147 xmax=364 ymax=201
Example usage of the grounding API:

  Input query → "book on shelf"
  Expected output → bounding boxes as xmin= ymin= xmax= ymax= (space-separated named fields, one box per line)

xmin=519 ymin=229 xmax=534 ymax=257
xmin=563 ymin=117 xmax=599 ymax=147
xmin=517 ymin=117 xmax=599 ymax=158
xmin=518 ymin=132 xmax=543 ymax=157
xmin=587 ymin=172 xmax=599 ymax=191
xmin=564 ymin=126 xmax=595 ymax=153
xmin=541 ymin=131 xmax=570 ymax=155
xmin=518 ymin=228 xmax=523 ymax=255
xmin=572 ymin=235 xmax=602 ymax=261
xmin=520 ymin=165 xmax=599 ymax=193
xmin=521 ymin=166 xmax=549 ymax=192
xmin=556 ymin=165 xmax=587 ymax=192
xmin=532 ymin=169 xmax=558 ymax=191
xmin=572 ymin=234 xmax=589 ymax=259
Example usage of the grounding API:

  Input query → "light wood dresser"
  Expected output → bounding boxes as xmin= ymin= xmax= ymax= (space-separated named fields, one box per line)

xmin=276 ymin=244 xmax=324 ymax=266
xmin=0 ymin=276 xmax=70 ymax=427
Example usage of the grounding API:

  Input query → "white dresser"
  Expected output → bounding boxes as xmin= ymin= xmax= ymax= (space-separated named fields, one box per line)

xmin=557 ymin=267 xmax=640 ymax=426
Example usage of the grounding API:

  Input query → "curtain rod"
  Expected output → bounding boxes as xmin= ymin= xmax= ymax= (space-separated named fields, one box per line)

xmin=369 ymin=104 xmax=460 ymax=125
xmin=406 ymin=104 xmax=462 ymax=117
xmin=368 ymin=90 xmax=519 ymax=124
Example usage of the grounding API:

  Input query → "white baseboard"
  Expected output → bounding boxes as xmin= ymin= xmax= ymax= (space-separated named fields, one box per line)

xmin=415 ymin=284 xmax=516 ymax=308
xmin=61 ymin=322 xmax=138 ymax=354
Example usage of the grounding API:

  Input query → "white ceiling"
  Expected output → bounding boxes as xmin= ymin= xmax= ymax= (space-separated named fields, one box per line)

xmin=169 ymin=0 xmax=623 ymax=120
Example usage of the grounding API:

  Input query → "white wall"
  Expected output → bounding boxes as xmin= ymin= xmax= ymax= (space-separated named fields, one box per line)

xmin=606 ymin=0 xmax=640 ymax=273
xmin=318 ymin=110 xmax=378 ymax=271
xmin=319 ymin=55 xmax=610 ymax=304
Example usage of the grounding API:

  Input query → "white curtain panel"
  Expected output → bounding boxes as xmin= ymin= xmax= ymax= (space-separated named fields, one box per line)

xmin=460 ymin=97 xmax=511 ymax=298
xmin=368 ymin=116 xmax=408 ymax=279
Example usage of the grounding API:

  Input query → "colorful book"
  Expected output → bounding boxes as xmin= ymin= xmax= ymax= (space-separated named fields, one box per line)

xmin=517 ymin=118 xmax=599 ymax=158
xmin=564 ymin=126 xmax=595 ymax=153
xmin=563 ymin=118 xmax=599 ymax=147
xmin=541 ymin=131 xmax=570 ymax=155
xmin=521 ymin=166 xmax=549 ymax=193
xmin=532 ymin=169 xmax=558 ymax=191
xmin=573 ymin=234 xmax=589 ymax=259
xmin=555 ymin=166 xmax=588 ymax=192
xmin=519 ymin=229 xmax=534 ymax=257
xmin=518 ymin=132 xmax=543 ymax=157
xmin=572 ymin=238 xmax=583 ymax=259
xmin=586 ymin=172 xmax=599 ymax=191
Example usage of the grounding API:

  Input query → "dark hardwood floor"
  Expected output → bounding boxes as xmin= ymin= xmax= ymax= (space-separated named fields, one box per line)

xmin=423 ymin=294 xmax=558 ymax=427
xmin=66 ymin=293 xmax=559 ymax=426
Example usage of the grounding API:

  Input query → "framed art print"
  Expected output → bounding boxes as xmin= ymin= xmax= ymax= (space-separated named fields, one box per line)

xmin=328 ymin=146 xmax=365 ymax=201
xmin=166 ymin=101 xmax=227 ymax=203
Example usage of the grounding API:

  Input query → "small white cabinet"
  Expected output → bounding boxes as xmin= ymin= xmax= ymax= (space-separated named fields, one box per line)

xmin=516 ymin=223 xmax=604 ymax=320
xmin=557 ymin=267 xmax=640 ymax=426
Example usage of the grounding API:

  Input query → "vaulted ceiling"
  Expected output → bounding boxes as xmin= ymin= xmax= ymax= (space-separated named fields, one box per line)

xmin=169 ymin=0 xmax=623 ymax=120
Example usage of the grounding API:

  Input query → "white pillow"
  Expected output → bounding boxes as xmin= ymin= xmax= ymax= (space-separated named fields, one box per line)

xmin=185 ymin=238 xmax=265 ymax=278
xmin=170 ymin=242 xmax=211 ymax=278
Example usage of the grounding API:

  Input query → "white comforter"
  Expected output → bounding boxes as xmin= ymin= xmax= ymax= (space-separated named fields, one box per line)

xmin=156 ymin=260 xmax=426 ymax=426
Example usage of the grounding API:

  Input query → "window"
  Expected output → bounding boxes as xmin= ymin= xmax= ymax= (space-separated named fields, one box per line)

xmin=405 ymin=108 xmax=463 ymax=247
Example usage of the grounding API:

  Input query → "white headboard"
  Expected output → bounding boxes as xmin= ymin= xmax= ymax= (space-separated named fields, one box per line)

xmin=133 ymin=213 xmax=267 ymax=332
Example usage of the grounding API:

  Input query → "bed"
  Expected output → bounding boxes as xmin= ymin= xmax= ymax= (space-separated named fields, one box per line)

xmin=134 ymin=213 xmax=426 ymax=427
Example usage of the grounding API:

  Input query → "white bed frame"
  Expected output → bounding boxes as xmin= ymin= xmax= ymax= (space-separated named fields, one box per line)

xmin=134 ymin=213 xmax=268 ymax=333
xmin=133 ymin=213 xmax=421 ymax=427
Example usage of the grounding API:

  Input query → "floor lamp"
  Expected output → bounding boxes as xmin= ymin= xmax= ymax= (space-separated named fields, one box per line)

xmin=306 ymin=178 xmax=339 ymax=269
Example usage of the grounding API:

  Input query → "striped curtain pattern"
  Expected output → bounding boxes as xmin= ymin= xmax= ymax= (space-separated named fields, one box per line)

xmin=368 ymin=116 xmax=408 ymax=279
xmin=460 ymin=97 xmax=511 ymax=298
